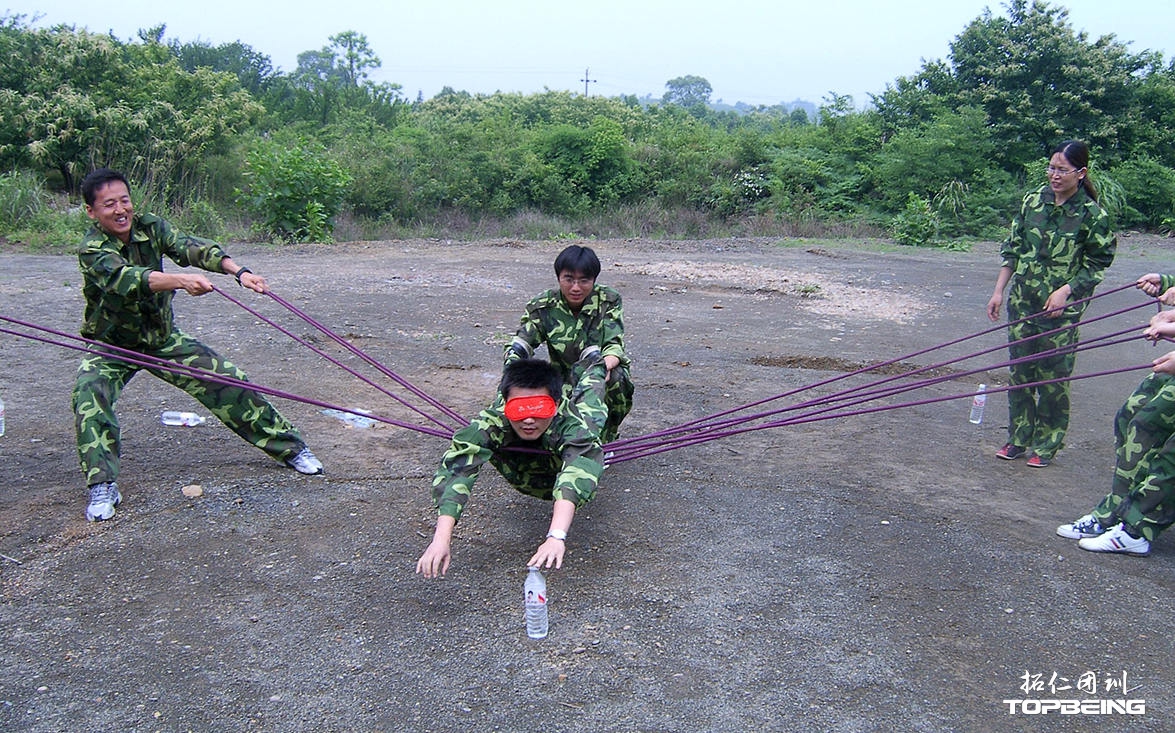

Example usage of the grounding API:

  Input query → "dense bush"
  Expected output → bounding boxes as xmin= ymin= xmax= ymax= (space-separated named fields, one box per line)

xmin=1109 ymin=157 xmax=1175 ymax=229
xmin=235 ymin=138 xmax=352 ymax=242
xmin=3 ymin=3 xmax=1174 ymax=243
xmin=890 ymin=193 xmax=940 ymax=246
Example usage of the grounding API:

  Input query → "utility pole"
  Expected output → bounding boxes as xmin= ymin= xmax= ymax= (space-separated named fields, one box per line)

xmin=580 ymin=67 xmax=597 ymax=96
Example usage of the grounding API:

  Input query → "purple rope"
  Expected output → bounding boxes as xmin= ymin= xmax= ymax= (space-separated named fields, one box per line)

xmin=603 ymin=330 xmax=1146 ymax=463
xmin=212 ymin=286 xmax=463 ymax=431
xmin=257 ymin=289 xmax=467 ymax=425
xmin=605 ymin=282 xmax=1158 ymax=462
xmin=3 ymin=278 xmax=1164 ymax=464
xmin=610 ymin=363 xmax=1154 ymax=463
xmin=611 ymin=282 xmax=1150 ymax=451
xmin=629 ymin=326 xmax=1142 ymax=453
xmin=634 ymin=317 xmax=1144 ymax=450
xmin=611 ymin=280 xmax=1142 ymax=453
xmin=0 ymin=315 xmax=454 ymax=439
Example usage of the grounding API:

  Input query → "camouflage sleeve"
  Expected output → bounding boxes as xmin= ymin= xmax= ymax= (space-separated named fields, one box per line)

xmin=1160 ymin=274 xmax=1175 ymax=293
xmin=999 ymin=193 xmax=1031 ymax=270
xmin=550 ymin=360 xmax=607 ymax=506
xmin=1067 ymin=204 xmax=1117 ymax=301
xmin=431 ymin=409 xmax=504 ymax=521
xmin=597 ymin=288 xmax=628 ymax=365
xmin=505 ymin=292 xmax=551 ymax=365
xmin=149 ymin=215 xmax=230 ymax=272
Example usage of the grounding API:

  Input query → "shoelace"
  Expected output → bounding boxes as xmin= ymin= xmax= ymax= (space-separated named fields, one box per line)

xmin=91 ymin=483 xmax=118 ymax=504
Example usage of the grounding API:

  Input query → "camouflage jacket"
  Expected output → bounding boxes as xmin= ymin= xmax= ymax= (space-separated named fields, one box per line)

xmin=78 ymin=214 xmax=229 ymax=350
xmin=432 ymin=363 xmax=608 ymax=522
xmin=1000 ymin=184 xmax=1117 ymax=309
xmin=504 ymin=285 xmax=629 ymax=382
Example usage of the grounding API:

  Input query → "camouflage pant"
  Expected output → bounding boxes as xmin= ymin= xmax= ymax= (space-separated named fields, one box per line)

xmin=72 ymin=329 xmax=305 ymax=486
xmin=1005 ymin=284 xmax=1082 ymax=459
xmin=1090 ymin=373 xmax=1175 ymax=541
xmin=600 ymin=366 xmax=634 ymax=444
xmin=565 ymin=362 xmax=633 ymax=445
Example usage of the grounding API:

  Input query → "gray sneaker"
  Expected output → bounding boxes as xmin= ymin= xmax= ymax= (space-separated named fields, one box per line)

xmin=1056 ymin=513 xmax=1106 ymax=540
xmin=86 ymin=481 xmax=122 ymax=522
xmin=285 ymin=447 xmax=324 ymax=475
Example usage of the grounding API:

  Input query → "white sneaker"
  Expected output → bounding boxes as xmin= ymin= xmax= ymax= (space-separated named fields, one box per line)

xmin=1077 ymin=523 xmax=1150 ymax=556
xmin=285 ymin=447 xmax=324 ymax=475
xmin=86 ymin=481 xmax=121 ymax=522
xmin=1056 ymin=513 xmax=1106 ymax=539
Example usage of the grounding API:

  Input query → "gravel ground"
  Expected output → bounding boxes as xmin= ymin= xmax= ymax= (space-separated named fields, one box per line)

xmin=2 ymin=234 xmax=1175 ymax=732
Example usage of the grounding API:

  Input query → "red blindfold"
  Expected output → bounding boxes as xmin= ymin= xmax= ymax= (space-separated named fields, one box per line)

xmin=504 ymin=395 xmax=558 ymax=421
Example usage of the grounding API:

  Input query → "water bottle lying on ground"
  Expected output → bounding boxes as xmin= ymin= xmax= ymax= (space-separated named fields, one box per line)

xmin=321 ymin=408 xmax=376 ymax=429
xmin=161 ymin=411 xmax=206 ymax=427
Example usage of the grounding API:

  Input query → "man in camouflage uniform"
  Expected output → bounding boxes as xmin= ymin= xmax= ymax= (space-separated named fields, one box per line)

xmin=505 ymin=244 xmax=633 ymax=444
xmin=1057 ymin=274 xmax=1175 ymax=556
xmin=416 ymin=357 xmax=607 ymax=577
xmin=987 ymin=141 xmax=1117 ymax=467
xmin=73 ymin=168 xmax=322 ymax=523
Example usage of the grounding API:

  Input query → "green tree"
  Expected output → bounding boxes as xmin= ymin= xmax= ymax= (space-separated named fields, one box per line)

xmin=1117 ymin=56 xmax=1175 ymax=167
xmin=1109 ymin=156 xmax=1175 ymax=229
xmin=787 ymin=107 xmax=811 ymax=126
xmin=662 ymin=75 xmax=712 ymax=109
xmin=170 ymin=37 xmax=276 ymax=96
xmin=0 ymin=16 xmax=260 ymax=200
xmin=869 ymin=106 xmax=994 ymax=211
xmin=286 ymin=31 xmax=403 ymax=126
xmin=949 ymin=0 xmax=1144 ymax=169
xmin=0 ymin=17 xmax=115 ymax=190
xmin=870 ymin=60 xmax=956 ymax=140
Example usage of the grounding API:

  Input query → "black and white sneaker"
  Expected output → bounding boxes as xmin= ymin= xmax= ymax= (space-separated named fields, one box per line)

xmin=1056 ymin=513 xmax=1106 ymax=540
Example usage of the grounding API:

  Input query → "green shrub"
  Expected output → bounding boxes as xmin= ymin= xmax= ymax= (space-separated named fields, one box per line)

xmin=171 ymin=198 xmax=228 ymax=240
xmin=890 ymin=192 xmax=940 ymax=246
xmin=1107 ymin=158 xmax=1175 ymax=229
xmin=0 ymin=170 xmax=49 ymax=229
xmin=235 ymin=139 xmax=352 ymax=243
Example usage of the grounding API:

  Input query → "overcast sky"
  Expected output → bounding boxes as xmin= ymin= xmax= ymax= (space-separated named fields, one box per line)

xmin=8 ymin=0 xmax=1174 ymax=106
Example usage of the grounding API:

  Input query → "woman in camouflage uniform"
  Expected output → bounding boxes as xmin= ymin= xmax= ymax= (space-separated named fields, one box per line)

xmin=986 ymin=140 xmax=1117 ymax=468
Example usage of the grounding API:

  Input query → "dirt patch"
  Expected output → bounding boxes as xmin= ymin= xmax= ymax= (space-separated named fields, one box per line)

xmin=632 ymin=257 xmax=932 ymax=323
xmin=2 ymin=235 xmax=1175 ymax=731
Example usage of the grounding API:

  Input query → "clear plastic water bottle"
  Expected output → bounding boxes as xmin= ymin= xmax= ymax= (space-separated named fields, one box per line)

xmin=524 ymin=567 xmax=548 ymax=639
xmin=161 ymin=410 xmax=206 ymax=427
xmin=321 ymin=408 xmax=375 ymax=429
xmin=0 ymin=395 xmax=5 ymax=437
xmin=969 ymin=384 xmax=987 ymax=424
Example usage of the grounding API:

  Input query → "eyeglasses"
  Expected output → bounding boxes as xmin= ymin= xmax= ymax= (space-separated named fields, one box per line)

xmin=559 ymin=275 xmax=595 ymax=288
xmin=1047 ymin=165 xmax=1083 ymax=176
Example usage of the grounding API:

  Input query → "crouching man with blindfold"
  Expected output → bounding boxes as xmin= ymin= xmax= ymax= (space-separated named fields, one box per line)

xmin=415 ymin=353 xmax=608 ymax=578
